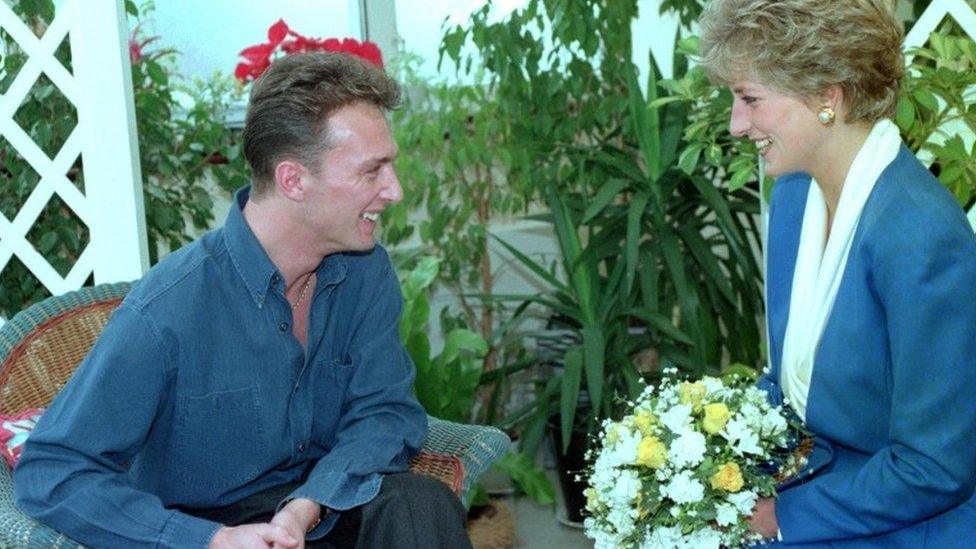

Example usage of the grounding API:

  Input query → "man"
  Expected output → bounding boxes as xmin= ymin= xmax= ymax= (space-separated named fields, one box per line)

xmin=15 ymin=52 xmax=471 ymax=548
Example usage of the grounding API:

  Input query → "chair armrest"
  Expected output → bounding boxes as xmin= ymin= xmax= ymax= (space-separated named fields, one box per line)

xmin=0 ymin=465 xmax=84 ymax=548
xmin=411 ymin=416 xmax=511 ymax=506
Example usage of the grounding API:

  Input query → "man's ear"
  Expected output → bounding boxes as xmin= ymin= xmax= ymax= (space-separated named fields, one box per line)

xmin=273 ymin=160 xmax=307 ymax=201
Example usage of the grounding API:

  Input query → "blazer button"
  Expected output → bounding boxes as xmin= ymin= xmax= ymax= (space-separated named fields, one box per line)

xmin=298 ymin=443 xmax=306 ymax=453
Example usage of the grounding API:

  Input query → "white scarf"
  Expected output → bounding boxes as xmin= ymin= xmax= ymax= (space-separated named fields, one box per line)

xmin=779 ymin=119 xmax=901 ymax=421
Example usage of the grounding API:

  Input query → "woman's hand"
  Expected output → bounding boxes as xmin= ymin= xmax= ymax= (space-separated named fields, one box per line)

xmin=748 ymin=497 xmax=779 ymax=539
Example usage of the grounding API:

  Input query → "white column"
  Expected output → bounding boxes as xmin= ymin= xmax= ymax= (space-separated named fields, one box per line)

xmin=70 ymin=0 xmax=149 ymax=281
xmin=357 ymin=0 xmax=399 ymax=62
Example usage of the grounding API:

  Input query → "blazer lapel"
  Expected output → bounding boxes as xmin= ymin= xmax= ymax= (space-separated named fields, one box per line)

xmin=766 ymin=175 xmax=811 ymax=379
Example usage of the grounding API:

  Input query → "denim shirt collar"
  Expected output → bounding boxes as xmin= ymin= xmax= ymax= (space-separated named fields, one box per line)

xmin=223 ymin=186 xmax=348 ymax=309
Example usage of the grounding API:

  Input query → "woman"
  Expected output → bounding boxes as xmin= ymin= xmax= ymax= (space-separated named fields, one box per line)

xmin=698 ymin=0 xmax=976 ymax=546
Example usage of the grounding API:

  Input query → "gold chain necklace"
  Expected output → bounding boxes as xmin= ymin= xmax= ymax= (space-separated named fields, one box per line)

xmin=290 ymin=273 xmax=313 ymax=310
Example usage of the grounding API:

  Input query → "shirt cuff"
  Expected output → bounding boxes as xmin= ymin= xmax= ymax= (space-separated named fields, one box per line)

xmin=286 ymin=471 xmax=382 ymax=512
xmin=307 ymin=512 xmax=340 ymax=540
xmin=159 ymin=510 xmax=222 ymax=549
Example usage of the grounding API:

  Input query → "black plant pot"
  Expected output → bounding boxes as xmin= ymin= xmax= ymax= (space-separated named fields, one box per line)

xmin=548 ymin=415 xmax=590 ymax=525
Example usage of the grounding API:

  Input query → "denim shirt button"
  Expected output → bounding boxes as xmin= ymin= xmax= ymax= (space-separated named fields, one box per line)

xmin=278 ymin=322 xmax=289 ymax=332
xmin=272 ymin=274 xmax=281 ymax=284
xmin=297 ymin=443 xmax=306 ymax=453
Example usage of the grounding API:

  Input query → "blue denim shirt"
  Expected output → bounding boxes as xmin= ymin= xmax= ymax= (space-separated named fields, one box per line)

xmin=14 ymin=187 xmax=428 ymax=548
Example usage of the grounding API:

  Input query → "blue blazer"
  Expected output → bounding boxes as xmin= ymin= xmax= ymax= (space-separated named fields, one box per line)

xmin=759 ymin=145 xmax=976 ymax=547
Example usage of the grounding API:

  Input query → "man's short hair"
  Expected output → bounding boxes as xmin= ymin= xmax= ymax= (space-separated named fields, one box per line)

xmin=242 ymin=52 xmax=401 ymax=198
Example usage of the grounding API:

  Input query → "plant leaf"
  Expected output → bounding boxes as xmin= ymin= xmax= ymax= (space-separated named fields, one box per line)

xmin=560 ymin=346 xmax=583 ymax=454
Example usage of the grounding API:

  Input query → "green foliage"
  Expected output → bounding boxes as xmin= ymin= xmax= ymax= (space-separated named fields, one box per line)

xmin=133 ymin=58 xmax=250 ymax=265
xmin=492 ymin=451 xmax=556 ymax=505
xmin=398 ymin=256 xmax=553 ymax=504
xmin=438 ymin=0 xmax=765 ymax=450
xmin=1 ymin=0 xmax=249 ymax=318
xmin=898 ymin=24 xmax=976 ymax=208
xmin=399 ymin=256 xmax=489 ymax=422
xmin=657 ymin=0 xmax=703 ymax=28
xmin=387 ymin=52 xmax=539 ymax=426
xmin=652 ymin=36 xmax=764 ymax=195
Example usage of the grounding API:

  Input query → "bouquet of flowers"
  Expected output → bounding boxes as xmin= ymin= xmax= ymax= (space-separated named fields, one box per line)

xmin=583 ymin=369 xmax=802 ymax=548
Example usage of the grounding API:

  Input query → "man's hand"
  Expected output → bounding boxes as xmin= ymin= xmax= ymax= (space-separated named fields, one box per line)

xmin=270 ymin=497 xmax=323 ymax=549
xmin=748 ymin=497 xmax=779 ymax=540
xmin=208 ymin=524 xmax=299 ymax=549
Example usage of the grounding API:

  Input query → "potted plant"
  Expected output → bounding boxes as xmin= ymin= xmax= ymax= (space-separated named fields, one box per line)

xmin=397 ymin=255 xmax=555 ymax=509
xmin=438 ymin=0 xmax=768 ymax=522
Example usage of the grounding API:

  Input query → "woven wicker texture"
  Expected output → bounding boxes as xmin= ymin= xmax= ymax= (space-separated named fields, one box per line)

xmin=0 ymin=283 xmax=129 ymax=414
xmin=424 ymin=416 xmax=512 ymax=505
xmin=408 ymin=451 xmax=464 ymax=496
xmin=0 ymin=463 xmax=84 ymax=548
xmin=468 ymin=501 xmax=516 ymax=549
xmin=0 ymin=283 xmax=511 ymax=547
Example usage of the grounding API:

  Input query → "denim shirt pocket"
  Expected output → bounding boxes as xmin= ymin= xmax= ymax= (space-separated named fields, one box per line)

xmin=177 ymin=385 xmax=267 ymax=494
xmin=312 ymin=354 xmax=356 ymax=443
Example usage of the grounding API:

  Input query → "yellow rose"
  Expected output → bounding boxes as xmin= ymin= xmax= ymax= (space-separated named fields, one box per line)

xmin=636 ymin=436 xmax=668 ymax=469
xmin=584 ymin=487 xmax=600 ymax=511
xmin=679 ymin=381 xmax=707 ymax=412
xmin=710 ymin=462 xmax=745 ymax=492
xmin=703 ymin=402 xmax=731 ymax=434
xmin=634 ymin=410 xmax=657 ymax=435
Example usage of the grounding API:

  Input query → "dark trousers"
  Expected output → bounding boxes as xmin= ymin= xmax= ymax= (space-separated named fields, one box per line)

xmin=183 ymin=472 xmax=472 ymax=549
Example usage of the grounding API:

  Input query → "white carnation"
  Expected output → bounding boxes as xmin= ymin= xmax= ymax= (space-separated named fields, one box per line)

xmin=739 ymin=402 xmax=763 ymax=429
xmin=660 ymin=403 xmax=694 ymax=434
xmin=686 ymin=526 xmax=722 ymax=549
xmin=701 ymin=375 xmax=723 ymax=394
xmin=722 ymin=415 xmax=763 ymax=456
xmin=608 ymin=428 xmax=642 ymax=467
xmin=715 ymin=503 xmax=740 ymax=527
xmin=662 ymin=470 xmax=705 ymax=505
xmin=726 ymin=490 xmax=758 ymax=515
xmin=610 ymin=469 xmax=641 ymax=508
xmin=761 ymin=408 xmax=788 ymax=436
xmin=669 ymin=430 xmax=707 ymax=468
xmin=606 ymin=506 xmax=635 ymax=538
xmin=644 ymin=525 xmax=683 ymax=549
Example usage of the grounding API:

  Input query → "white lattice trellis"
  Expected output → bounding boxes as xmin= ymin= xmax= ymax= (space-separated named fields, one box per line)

xmin=0 ymin=0 xmax=148 ymax=326
xmin=903 ymin=0 xmax=976 ymax=229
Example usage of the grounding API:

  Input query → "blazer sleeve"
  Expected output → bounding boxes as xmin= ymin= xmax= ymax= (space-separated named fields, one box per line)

xmin=775 ymin=206 xmax=976 ymax=543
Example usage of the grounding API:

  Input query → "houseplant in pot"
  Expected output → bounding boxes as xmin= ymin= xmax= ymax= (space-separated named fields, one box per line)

xmin=437 ymin=0 xmax=768 ymax=522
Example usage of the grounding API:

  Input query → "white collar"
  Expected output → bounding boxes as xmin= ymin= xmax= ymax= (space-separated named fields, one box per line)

xmin=778 ymin=119 xmax=902 ymax=421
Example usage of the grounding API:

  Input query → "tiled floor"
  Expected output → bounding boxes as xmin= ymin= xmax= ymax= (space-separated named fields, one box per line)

xmin=487 ymin=469 xmax=592 ymax=548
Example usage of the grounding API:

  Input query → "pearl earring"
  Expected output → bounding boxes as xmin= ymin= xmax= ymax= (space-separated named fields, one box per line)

xmin=818 ymin=107 xmax=835 ymax=126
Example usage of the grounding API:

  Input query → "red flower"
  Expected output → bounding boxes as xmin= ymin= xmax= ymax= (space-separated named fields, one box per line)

xmin=352 ymin=40 xmax=383 ymax=67
xmin=129 ymin=37 xmax=143 ymax=64
xmin=234 ymin=20 xmax=384 ymax=82
xmin=267 ymin=19 xmax=289 ymax=45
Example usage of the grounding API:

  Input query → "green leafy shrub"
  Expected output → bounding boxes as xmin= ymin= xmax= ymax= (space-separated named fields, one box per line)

xmin=0 ymin=0 xmax=249 ymax=318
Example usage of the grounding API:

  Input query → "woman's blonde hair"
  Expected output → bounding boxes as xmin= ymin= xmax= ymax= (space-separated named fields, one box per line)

xmin=698 ymin=0 xmax=904 ymax=123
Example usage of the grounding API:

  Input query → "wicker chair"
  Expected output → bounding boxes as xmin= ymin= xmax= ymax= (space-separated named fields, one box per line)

xmin=0 ymin=282 xmax=510 ymax=548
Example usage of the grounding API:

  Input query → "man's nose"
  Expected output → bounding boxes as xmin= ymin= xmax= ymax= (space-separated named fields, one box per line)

xmin=382 ymin=170 xmax=403 ymax=204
